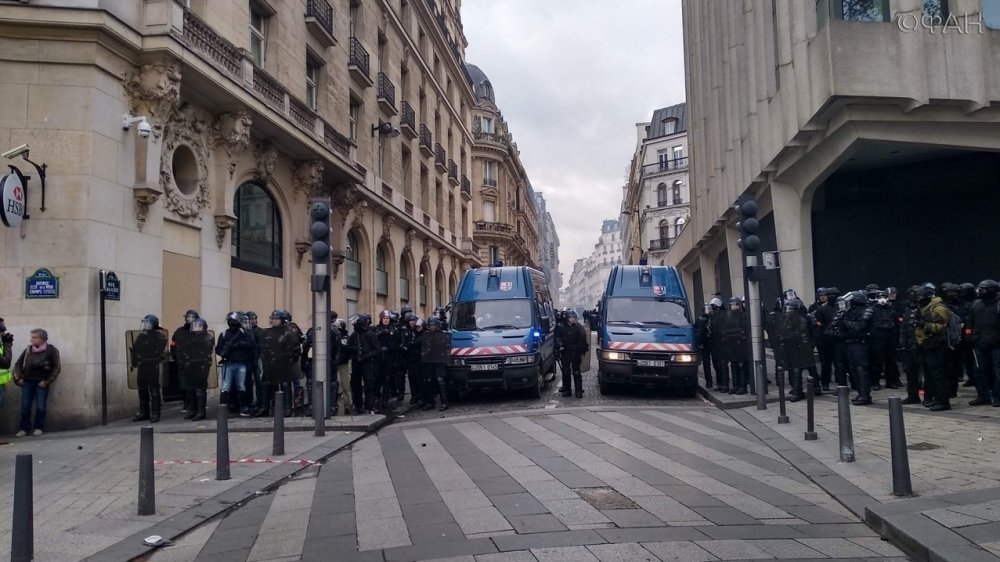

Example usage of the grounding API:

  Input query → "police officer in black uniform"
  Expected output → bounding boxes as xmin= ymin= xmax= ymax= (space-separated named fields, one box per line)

xmin=719 ymin=298 xmax=750 ymax=395
xmin=959 ymin=282 xmax=979 ymax=387
xmin=899 ymin=286 xmax=925 ymax=405
xmin=374 ymin=310 xmax=401 ymax=410
xmin=422 ymin=316 xmax=451 ymax=411
xmin=556 ymin=310 xmax=589 ymax=398
xmin=176 ymin=318 xmax=214 ymax=421
xmin=968 ymin=280 xmax=1000 ymax=407
xmin=171 ymin=309 xmax=199 ymax=418
xmin=834 ymin=290 xmax=873 ymax=405
xmin=868 ymin=289 xmax=902 ymax=390
xmin=347 ymin=314 xmax=380 ymax=414
xmin=695 ymin=303 xmax=714 ymax=389
xmin=132 ymin=314 xmax=167 ymax=422
xmin=812 ymin=288 xmax=840 ymax=392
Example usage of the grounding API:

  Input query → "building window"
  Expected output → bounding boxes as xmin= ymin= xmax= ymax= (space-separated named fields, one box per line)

xmin=923 ymin=0 xmax=948 ymax=21
xmin=672 ymin=180 xmax=683 ymax=205
xmin=656 ymin=183 xmax=668 ymax=206
xmin=483 ymin=160 xmax=497 ymax=186
xmin=419 ymin=264 xmax=428 ymax=305
xmin=672 ymin=145 xmax=685 ymax=163
xmin=819 ymin=0 xmax=890 ymax=23
xmin=349 ymin=1 xmax=359 ymax=37
xmin=349 ymin=98 xmax=360 ymax=141
xmin=346 ymin=231 xmax=362 ymax=289
xmin=481 ymin=117 xmax=495 ymax=134
xmin=661 ymin=117 xmax=677 ymax=135
xmin=399 ymin=256 xmax=410 ymax=302
xmin=306 ymin=57 xmax=319 ymax=110
xmin=232 ymin=182 xmax=282 ymax=277
xmin=483 ymin=201 xmax=495 ymax=221
xmin=984 ymin=0 xmax=1000 ymax=29
xmin=250 ymin=3 xmax=268 ymax=66
xmin=375 ymin=245 xmax=388 ymax=296
xmin=489 ymin=245 xmax=499 ymax=266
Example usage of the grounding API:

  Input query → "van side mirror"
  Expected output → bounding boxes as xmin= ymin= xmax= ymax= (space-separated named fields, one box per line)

xmin=540 ymin=316 xmax=551 ymax=333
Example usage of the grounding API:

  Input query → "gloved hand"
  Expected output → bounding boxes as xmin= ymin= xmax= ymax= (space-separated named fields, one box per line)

xmin=1 ymin=332 xmax=13 ymax=344
xmin=862 ymin=307 xmax=874 ymax=321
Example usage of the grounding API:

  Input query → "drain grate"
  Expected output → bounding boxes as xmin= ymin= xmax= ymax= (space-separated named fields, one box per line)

xmin=907 ymin=442 xmax=941 ymax=451
xmin=574 ymin=487 xmax=639 ymax=510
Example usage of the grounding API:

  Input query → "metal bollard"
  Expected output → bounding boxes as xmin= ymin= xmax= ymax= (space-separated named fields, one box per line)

xmin=804 ymin=376 xmax=818 ymax=441
xmin=138 ymin=426 xmax=156 ymax=515
xmin=273 ymin=390 xmax=285 ymax=456
xmin=216 ymin=406 xmax=231 ymax=481
xmin=11 ymin=454 xmax=33 ymax=562
xmin=777 ymin=368 xmax=789 ymax=424
xmin=888 ymin=397 xmax=913 ymax=496
xmin=836 ymin=386 xmax=855 ymax=462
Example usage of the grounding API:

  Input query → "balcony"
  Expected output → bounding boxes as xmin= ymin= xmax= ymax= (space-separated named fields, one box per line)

xmin=434 ymin=143 xmax=447 ymax=172
xmin=473 ymin=131 xmax=505 ymax=147
xmin=305 ymin=0 xmax=336 ymax=46
xmin=461 ymin=174 xmax=471 ymax=200
xmin=377 ymin=72 xmax=396 ymax=115
xmin=483 ymin=177 xmax=497 ymax=188
xmin=419 ymin=124 xmax=434 ymax=157
xmin=474 ymin=221 xmax=514 ymax=241
xmin=447 ymin=159 xmax=459 ymax=186
xmin=400 ymin=101 xmax=417 ymax=138
xmin=348 ymin=37 xmax=372 ymax=87
xmin=640 ymin=157 xmax=688 ymax=177
xmin=648 ymin=238 xmax=672 ymax=252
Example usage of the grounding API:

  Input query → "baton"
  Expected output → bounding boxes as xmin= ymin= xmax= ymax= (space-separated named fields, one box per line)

xmin=973 ymin=349 xmax=981 ymax=369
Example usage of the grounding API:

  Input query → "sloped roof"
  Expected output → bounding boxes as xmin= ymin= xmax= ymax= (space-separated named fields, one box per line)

xmin=646 ymin=102 xmax=687 ymax=140
xmin=465 ymin=63 xmax=495 ymax=103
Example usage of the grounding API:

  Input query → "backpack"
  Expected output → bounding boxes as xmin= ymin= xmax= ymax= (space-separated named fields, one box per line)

xmin=945 ymin=307 xmax=963 ymax=350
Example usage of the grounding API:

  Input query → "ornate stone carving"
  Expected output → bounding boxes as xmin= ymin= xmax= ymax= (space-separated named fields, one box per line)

xmin=294 ymin=240 xmax=311 ymax=267
xmin=134 ymin=191 xmax=159 ymax=232
xmin=380 ymin=215 xmax=395 ymax=242
xmin=123 ymin=61 xmax=181 ymax=139
xmin=214 ymin=213 xmax=237 ymax=249
xmin=160 ymin=102 xmax=211 ymax=219
xmin=254 ymin=141 xmax=278 ymax=183
xmin=212 ymin=109 xmax=252 ymax=179
xmin=472 ymin=115 xmax=481 ymax=133
xmin=451 ymin=256 xmax=458 ymax=271
xmin=292 ymin=160 xmax=325 ymax=200
xmin=405 ymin=228 xmax=416 ymax=250
xmin=402 ymin=45 xmax=411 ymax=71
xmin=439 ymin=247 xmax=448 ymax=264
xmin=422 ymin=238 xmax=433 ymax=263
xmin=336 ymin=184 xmax=361 ymax=229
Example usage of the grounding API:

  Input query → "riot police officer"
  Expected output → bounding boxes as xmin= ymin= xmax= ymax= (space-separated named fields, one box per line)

xmin=715 ymin=298 xmax=749 ymax=395
xmin=421 ymin=316 xmax=451 ymax=411
xmin=868 ymin=290 xmax=902 ymax=390
xmin=216 ymin=311 xmax=255 ymax=416
xmin=557 ymin=310 xmax=588 ymax=398
xmin=258 ymin=309 xmax=299 ymax=417
xmin=375 ymin=310 xmax=401 ymax=409
xmin=914 ymin=284 xmax=951 ymax=411
xmin=176 ymin=318 xmax=214 ymax=421
xmin=347 ymin=314 xmax=380 ymax=414
xmin=959 ymin=282 xmax=979 ymax=387
xmin=968 ymin=280 xmax=1000 ymax=406
xmin=768 ymin=300 xmax=814 ymax=401
xmin=171 ymin=309 xmax=199 ymax=417
xmin=834 ymin=291 xmax=873 ymax=405
xmin=132 ymin=314 xmax=167 ymax=422
xmin=401 ymin=313 xmax=422 ymax=405
xmin=243 ymin=311 xmax=265 ymax=416
xmin=899 ymin=286 xmax=924 ymax=405
xmin=940 ymin=283 xmax=967 ymax=398
xmin=695 ymin=303 xmax=714 ymax=389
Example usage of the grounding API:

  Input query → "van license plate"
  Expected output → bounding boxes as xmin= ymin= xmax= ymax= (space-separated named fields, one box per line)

xmin=636 ymin=360 xmax=666 ymax=368
xmin=470 ymin=364 xmax=499 ymax=371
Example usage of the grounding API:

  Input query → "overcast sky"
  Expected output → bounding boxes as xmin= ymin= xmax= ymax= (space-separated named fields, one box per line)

xmin=461 ymin=0 xmax=686 ymax=282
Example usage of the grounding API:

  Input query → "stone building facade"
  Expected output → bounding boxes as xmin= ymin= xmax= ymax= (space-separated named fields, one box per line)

xmin=563 ymin=219 xmax=622 ymax=311
xmin=671 ymin=0 xmax=1000 ymax=309
xmin=621 ymin=102 xmax=691 ymax=266
xmin=465 ymin=63 xmax=540 ymax=269
xmin=0 ymin=0 xmax=520 ymax=430
xmin=534 ymin=192 xmax=561 ymax=306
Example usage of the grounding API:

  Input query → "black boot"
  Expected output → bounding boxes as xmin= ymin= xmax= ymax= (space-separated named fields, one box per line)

xmin=437 ymin=374 xmax=449 ymax=412
xmin=182 ymin=390 xmax=194 ymax=418
xmin=149 ymin=387 xmax=162 ymax=423
xmin=788 ymin=370 xmax=804 ymax=402
xmin=192 ymin=388 xmax=207 ymax=421
xmin=132 ymin=388 xmax=151 ymax=422
xmin=573 ymin=371 xmax=583 ymax=398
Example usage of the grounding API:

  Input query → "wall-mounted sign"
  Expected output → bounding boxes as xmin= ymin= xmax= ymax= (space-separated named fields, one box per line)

xmin=25 ymin=268 xmax=59 ymax=299
xmin=100 ymin=270 xmax=121 ymax=301
xmin=0 ymin=173 xmax=26 ymax=228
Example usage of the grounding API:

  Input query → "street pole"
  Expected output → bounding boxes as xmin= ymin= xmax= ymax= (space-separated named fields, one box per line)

xmin=309 ymin=197 xmax=331 ymax=437
xmin=747 ymin=255 xmax=766 ymax=410
xmin=99 ymin=270 xmax=108 ymax=426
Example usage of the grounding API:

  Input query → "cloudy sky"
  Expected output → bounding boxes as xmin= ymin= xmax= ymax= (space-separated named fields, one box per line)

xmin=461 ymin=0 xmax=686 ymax=282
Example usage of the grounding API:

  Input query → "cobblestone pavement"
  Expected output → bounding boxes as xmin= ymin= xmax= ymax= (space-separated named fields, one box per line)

xmin=153 ymin=406 xmax=910 ymax=562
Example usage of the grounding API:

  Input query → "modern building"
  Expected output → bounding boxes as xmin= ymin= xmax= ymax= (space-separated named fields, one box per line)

xmin=465 ymin=63 xmax=540 ymax=269
xmin=671 ymin=0 xmax=1000 ymax=310
xmin=0 ymin=0 xmax=542 ymax=431
xmin=564 ymin=219 xmax=622 ymax=310
xmin=534 ymin=192 xmax=561 ymax=305
xmin=621 ymin=103 xmax=691 ymax=266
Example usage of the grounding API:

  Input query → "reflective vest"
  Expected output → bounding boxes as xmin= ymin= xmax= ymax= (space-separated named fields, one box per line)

xmin=0 ymin=342 xmax=10 ymax=385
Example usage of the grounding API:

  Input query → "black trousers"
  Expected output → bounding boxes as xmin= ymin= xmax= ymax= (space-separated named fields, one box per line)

xmin=901 ymin=349 xmax=923 ymax=399
xmin=422 ymin=363 xmax=448 ymax=405
xmin=712 ymin=347 xmax=729 ymax=388
xmin=845 ymin=342 xmax=870 ymax=399
xmin=918 ymin=344 xmax=948 ymax=404
xmin=351 ymin=362 xmax=375 ymax=411
xmin=816 ymin=339 xmax=839 ymax=387
xmin=869 ymin=334 xmax=900 ymax=385
xmin=560 ymin=356 xmax=583 ymax=393
xmin=834 ymin=342 xmax=850 ymax=387
xmin=701 ymin=347 xmax=713 ymax=386
xmin=944 ymin=347 xmax=962 ymax=398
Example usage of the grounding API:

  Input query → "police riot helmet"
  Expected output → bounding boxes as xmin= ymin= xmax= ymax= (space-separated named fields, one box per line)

xmin=783 ymin=288 xmax=799 ymax=302
xmin=400 ymin=304 xmax=413 ymax=316
xmin=190 ymin=318 xmax=208 ymax=332
xmin=703 ymin=303 xmax=713 ymax=315
xmin=875 ymin=290 xmax=889 ymax=306
xmin=836 ymin=295 xmax=849 ymax=312
xmin=977 ymin=279 xmax=999 ymax=300
xmin=413 ymin=317 xmax=425 ymax=329
xmin=709 ymin=297 xmax=723 ymax=310
xmin=816 ymin=287 xmax=828 ymax=297
xmin=828 ymin=287 xmax=841 ymax=299
xmin=849 ymin=290 xmax=868 ymax=306
xmin=783 ymin=299 xmax=802 ymax=313
xmin=865 ymin=283 xmax=880 ymax=297
xmin=565 ymin=310 xmax=578 ymax=323
xmin=887 ymin=286 xmax=898 ymax=297
xmin=353 ymin=313 xmax=372 ymax=330
xmin=184 ymin=309 xmax=199 ymax=324
xmin=727 ymin=297 xmax=742 ymax=311
xmin=916 ymin=285 xmax=935 ymax=305
xmin=378 ymin=310 xmax=392 ymax=324
xmin=940 ymin=282 xmax=961 ymax=302
xmin=246 ymin=311 xmax=258 ymax=327
xmin=426 ymin=316 xmax=442 ymax=330
xmin=226 ymin=311 xmax=242 ymax=328
xmin=269 ymin=309 xmax=291 ymax=325
xmin=390 ymin=311 xmax=400 ymax=323
xmin=141 ymin=314 xmax=160 ymax=331
xmin=960 ymin=282 xmax=976 ymax=301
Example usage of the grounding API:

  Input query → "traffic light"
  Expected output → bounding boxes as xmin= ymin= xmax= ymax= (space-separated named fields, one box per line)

xmin=309 ymin=200 xmax=331 ymax=292
xmin=737 ymin=198 xmax=760 ymax=253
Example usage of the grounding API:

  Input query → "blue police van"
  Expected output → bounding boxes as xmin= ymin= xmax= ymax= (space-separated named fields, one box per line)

xmin=448 ymin=266 xmax=557 ymax=397
xmin=596 ymin=265 xmax=699 ymax=396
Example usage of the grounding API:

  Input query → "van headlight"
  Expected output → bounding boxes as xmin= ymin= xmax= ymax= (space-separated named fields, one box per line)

xmin=603 ymin=351 xmax=629 ymax=361
xmin=506 ymin=354 xmax=533 ymax=365
xmin=673 ymin=353 xmax=697 ymax=363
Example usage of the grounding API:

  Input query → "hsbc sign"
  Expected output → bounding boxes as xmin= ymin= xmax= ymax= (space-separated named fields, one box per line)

xmin=0 ymin=174 xmax=25 ymax=228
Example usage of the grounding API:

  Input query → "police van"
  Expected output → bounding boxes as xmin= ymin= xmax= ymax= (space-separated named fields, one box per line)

xmin=448 ymin=266 xmax=557 ymax=397
xmin=596 ymin=265 xmax=699 ymax=396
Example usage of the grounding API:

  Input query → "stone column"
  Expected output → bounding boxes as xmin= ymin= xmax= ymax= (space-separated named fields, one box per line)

xmin=770 ymin=180 xmax=814 ymax=298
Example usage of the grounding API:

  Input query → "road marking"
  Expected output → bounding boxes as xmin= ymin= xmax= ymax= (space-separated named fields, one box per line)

xmin=353 ymin=435 xmax=411 ymax=550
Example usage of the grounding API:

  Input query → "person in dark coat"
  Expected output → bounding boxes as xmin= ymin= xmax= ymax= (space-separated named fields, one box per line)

xmin=216 ymin=311 xmax=255 ymax=416
xmin=131 ymin=314 xmax=167 ymax=423
xmin=421 ymin=316 xmax=452 ymax=411
xmin=346 ymin=314 xmax=380 ymax=414
xmin=556 ymin=310 xmax=589 ymax=398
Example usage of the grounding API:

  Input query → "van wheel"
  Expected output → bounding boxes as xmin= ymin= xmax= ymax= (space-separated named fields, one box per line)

xmin=528 ymin=371 xmax=543 ymax=399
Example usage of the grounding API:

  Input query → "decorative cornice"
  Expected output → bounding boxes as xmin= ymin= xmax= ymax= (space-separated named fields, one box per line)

xmin=292 ymin=159 xmax=325 ymax=200
xmin=254 ymin=141 xmax=278 ymax=183
xmin=212 ymin=109 xmax=252 ymax=179
xmin=122 ymin=61 xmax=181 ymax=139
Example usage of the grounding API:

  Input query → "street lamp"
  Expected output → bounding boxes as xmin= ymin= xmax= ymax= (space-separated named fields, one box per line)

xmin=371 ymin=121 xmax=401 ymax=138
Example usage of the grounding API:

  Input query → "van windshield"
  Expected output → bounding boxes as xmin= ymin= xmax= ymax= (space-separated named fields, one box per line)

xmin=605 ymin=298 xmax=690 ymax=327
xmin=451 ymin=299 xmax=533 ymax=331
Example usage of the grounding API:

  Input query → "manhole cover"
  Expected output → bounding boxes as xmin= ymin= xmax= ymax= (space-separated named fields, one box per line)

xmin=908 ymin=442 xmax=940 ymax=451
xmin=574 ymin=487 xmax=639 ymax=510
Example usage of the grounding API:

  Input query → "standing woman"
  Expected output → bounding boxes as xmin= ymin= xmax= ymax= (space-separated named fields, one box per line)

xmin=13 ymin=328 xmax=61 ymax=437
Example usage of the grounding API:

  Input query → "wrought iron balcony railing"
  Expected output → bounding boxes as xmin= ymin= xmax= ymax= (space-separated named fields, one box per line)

xmin=419 ymin=124 xmax=433 ymax=151
xmin=306 ymin=0 xmax=334 ymax=36
xmin=641 ymin=157 xmax=688 ymax=176
xmin=461 ymin=175 xmax=471 ymax=196
xmin=447 ymin=159 xmax=458 ymax=183
xmin=348 ymin=37 xmax=370 ymax=79
xmin=400 ymin=101 xmax=416 ymax=131
xmin=377 ymin=72 xmax=395 ymax=108
xmin=434 ymin=143 xmax=447 ymax=171
xmin=648 ymin=238 xmax=672 ymax=251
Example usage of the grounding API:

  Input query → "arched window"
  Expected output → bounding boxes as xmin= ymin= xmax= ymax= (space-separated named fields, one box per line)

xmin=676 ymin=216 xmax=687 ymax=236
xmin=656 ymin=183 xmax=667 ymax=207
xmin=658 ymin=220 xmax=670 ymax=241
xmin=375 ymin=245 xmax=388 ymax=296
xmin=346 ymin=231 xmax=361 ymax=289
xmin=435 ymin=269 xmax=444 ymax=307
xmin=672 ymin=180 xmax=683 ymax=205
xmin=419 ymin=262 xmax=429 ymax=306
xmin=399 ymin=255 xmax=410 ymax=303
xmin=232 ymin=182 xmax=282 ymax=277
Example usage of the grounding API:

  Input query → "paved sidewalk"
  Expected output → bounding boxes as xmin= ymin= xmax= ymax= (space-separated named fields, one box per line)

xmin=0 ymin=405 xmax=387 ymax=561
xmin=141 ymin=405 xmax=908 ymax=561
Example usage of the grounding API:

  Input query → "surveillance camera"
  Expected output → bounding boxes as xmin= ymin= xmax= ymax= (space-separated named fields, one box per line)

xmin=1 ymin=144 xmax=30 ymax=159
xmin=137 ymin=121 xmax=152 ymax=139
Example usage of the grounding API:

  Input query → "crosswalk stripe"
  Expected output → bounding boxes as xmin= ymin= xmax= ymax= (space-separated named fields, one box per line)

xmin=637 ymin=410 xmax=784 ymax=460
xmin=352 ymin=435 xmax=411 ymax=550
xmin=246 ymin=474 xmax=316 ymax=561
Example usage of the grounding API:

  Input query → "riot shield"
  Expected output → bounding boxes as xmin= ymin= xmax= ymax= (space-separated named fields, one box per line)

xmin=782 ymin=314 xmax=816 ymax=370
xmin=126 ymin=329 xmax=169 ymax=389
xmin=259 ymin=326 xmax=301 ymax=383
xmin=174 ymin=330 xmax=218 ymax=390
xmin=719 ymin=310 xmax=749 ymax=362
xmin=767 ymin=311 xmax=790 ymax=370
xmin=580 ymin=324 xmax=593 ymax=373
